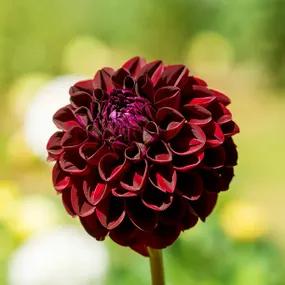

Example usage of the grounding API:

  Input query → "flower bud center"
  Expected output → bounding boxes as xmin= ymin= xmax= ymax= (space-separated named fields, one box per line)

xmin=101 ymin=89 xmax=152 ymax=143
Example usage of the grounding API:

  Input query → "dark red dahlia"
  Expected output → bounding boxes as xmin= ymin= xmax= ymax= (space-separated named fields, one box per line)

xmin=47 ymin=57 xmax=239 ymax=256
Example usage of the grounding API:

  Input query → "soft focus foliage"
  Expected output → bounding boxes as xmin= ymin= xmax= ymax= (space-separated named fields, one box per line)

xmin=0 ymin=0 xmax=285 ymax=285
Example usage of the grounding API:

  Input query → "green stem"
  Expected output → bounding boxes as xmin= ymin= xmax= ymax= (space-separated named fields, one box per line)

xmin=147 ymin=247 xmax=165 ymax=285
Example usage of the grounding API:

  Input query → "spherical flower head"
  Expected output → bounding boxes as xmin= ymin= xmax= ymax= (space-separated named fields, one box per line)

xmin=47 ymin=57 xmax=239 ymax=256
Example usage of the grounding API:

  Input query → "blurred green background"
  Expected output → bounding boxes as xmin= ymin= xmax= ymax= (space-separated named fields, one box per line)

xmin=1 ymin=0 xmax=285 ymax=284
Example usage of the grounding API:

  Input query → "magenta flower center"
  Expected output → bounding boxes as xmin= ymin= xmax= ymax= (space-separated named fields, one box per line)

xmin=100 ymin=88 xmax=153 ymax=143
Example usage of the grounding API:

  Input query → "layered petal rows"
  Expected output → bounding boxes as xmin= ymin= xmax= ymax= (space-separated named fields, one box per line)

xmin=47 ymin=57 xmax=239 ymax=256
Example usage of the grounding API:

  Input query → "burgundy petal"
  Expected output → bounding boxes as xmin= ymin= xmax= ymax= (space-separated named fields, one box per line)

xmin=135 ymin=75 xmax=154 ymax=101
xmin=53 ymin=105 xmax=80 ymax=130
xmin=157 ymin=65 xmax=189 ymax=88
xmin=83 ymin=177 xmax=108 ymax=206
xmin=52 ymin=162 xmax=71 ymax=192
xmin=126 ymin=197 xmax=158 ymax=231
xmin=143 ymin=121 xmax=159 ymax=145
xmin=146 ymin=140 xmax=172 ymax=164
xmin=93 ymin=67 xmax=114 ymax=92
xmin=173 ymin=152 xmax=204 ymax=172
xmin=73 ymin=106 xmax=93 ymax=127
xmin=96 ymin=196 xmax=126 ymax=230
xmin=148 ymin=223 xmax=181 ymax=249
xmin=190 ymin=191 xmax=217 ymax=221
xmin=112 ymin=187 xmax=137 ymax=198
xmin=183 ymin=104 xmax=212 ymax=125
xmin=224 ymin=138 xmax=238 ymax=166
xmin=70 ymin=91 xmax=92 ymax=108
xmin=122 ymin=56 xmax=146 ymax=77
xmin=79 ymin=142 xmax=109 ymax=166
xmin=156 ymin=107 xmax=185 ymax=140
xmin=47 ymin=131 xmax=64 ymax=160
xmin=181 ymin=204 xmax=199 ymax=230
xmin=202 ymin=122 xmax=224 ymax=147
xmin=149 ymin=165 xmax=177 ymax=193
xmin=120 ymin=160 xmax=148 ymax=191
xmin=59 ymin=150 xmax=89 ymax=175
xmin=211 ymin=89 xmax=231 ymax=106
xmin=98 ymin=153 xmax=128 ymax=182
xmin=142 ymin=182 xmax=173 ymax=211
xmin=203 ymin=146 xmax=226 ymax=169
xmin=154 ymin=86 xmax=181 ymax=109
xmin=61 ymin=127 xmax=87 ymax=149
xmin=80 ymin=211 xmax=109 ymax=241
xmin=220 ymin=120 xmax=240 ymax=137
xmin=124 ymin=142 xmax=145 ymax=162
xmin=169 ymin=124 xmax=206 ymax=156
xmin=158 ymin=196 xmax=186 ymax=225
xmin=70 ymin=182 xmax=95 ymax=217
xmin=177 ymin=172 xmax=203 ymax=201
xmin=139 ymin=60 xmax=164 ymax=86
xmin=109 ymin=217 xmax=140 ymax=246
xmin=111 ymin=68 xmax=130 ymax=88
xmin=73 ymin=79 xmax=93 ymax=92
xmin=62 ymin=188 xmax=76 ymax=216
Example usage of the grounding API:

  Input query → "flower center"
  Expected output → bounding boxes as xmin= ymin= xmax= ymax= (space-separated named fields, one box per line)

xmin=100 ymin=89 xmax=153 ymax=143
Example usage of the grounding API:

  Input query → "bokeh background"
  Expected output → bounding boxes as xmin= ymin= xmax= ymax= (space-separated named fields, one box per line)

xmin=1 ymin=0 xmax=285 ymax=284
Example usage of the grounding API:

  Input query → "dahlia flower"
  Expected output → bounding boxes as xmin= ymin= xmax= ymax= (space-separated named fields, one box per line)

xmin=47 ymin=57 xmax=239 ymax=258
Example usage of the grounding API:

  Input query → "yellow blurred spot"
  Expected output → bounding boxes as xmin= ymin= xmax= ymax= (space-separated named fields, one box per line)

xmin=8 ymin=73 xmax=50 ymax=121
xmin=7 ymin=195 xmax=60 ymax=240
xmin=0 ymin=180 xmax=19 ymax=223
xmin=220 ymin=200 xmax=267 ymax=242
xmin=185 ymin=32 xmax=234 ymax=83
xmin=7 ymin=131 xmax=35 ymax=166
xmin=62 ymin=36 xmax=114 ymax=76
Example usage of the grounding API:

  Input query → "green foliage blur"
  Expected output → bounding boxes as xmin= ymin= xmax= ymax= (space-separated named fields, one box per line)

xmin=0 ymin=1 xmax=285 ymax=285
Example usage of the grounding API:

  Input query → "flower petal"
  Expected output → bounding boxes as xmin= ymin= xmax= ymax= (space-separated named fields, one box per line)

xmin=111 ymin=68 xmax=130 ymax=88
xmin=135 ymin=75 xmax=154 ymax=101
xmin=73 ymin=106 xmax=93 ymax=127
xmin=80 ymin=211 xmax=109 ymax=241
xmin=83 ymin=177 xmax=108 ymax=206
xmin=190 ymin=191 xmax=217 ymax=221
xmin=203 ymin=146 xmax=226 ymax=169
xmin=182 ymin=104 xmax=212 ymax=125
xmin=169 ymin=124 xmax=206 ymax=156
xmin=79 ymin=142 xmax=109 ymax=166
xmin=157 ymin=64 xmax=189 ymax=87
xmin=70 ymin=91 xmax=92 ymax=108
xmin=122 ymin=56 xmax=146 ymax=77
xmin=61 ymin=188 xmax=76 ymax=216
xmin=141 ymin=182 xmax=173 ymax=211
xmin=126 ymin=197 xmax=158 ymax=232
xmin=70 ymin=182 xmax=95 ymax=217
xmin=59 ymin=150 xmax=89 ymax=175
xmin=173 ymin=152 xmax=205 ymax=172
xmin=156 ymin=107 xmax=185 ymax=140
xmin=124 ymin=142 xmax=145 ymax=162
xmin=47 ymin=131 xmax=64 ymax=160
xmin=96 ymin=196 xmax=126 ymax=230
xmin=99 ymin=153 xmax=128 ymax=182
xmin=149 ymin=165 xmax=177 ymax=193
xmin=143 ymin=121 xmax=159 ymax=145
xmin=139 ymin=60 xmax=164 ymax=86
xmin=53 ymin=105 xmax=80 ymax=130
xmin=120 ymin=160 xmax=148 ymax=191
xmin=154 ymin=86 xmax=181 ymax=109
xmin=202 ymin=122 xmax=224 ymax=147
xmin=61 ymin=127 xmax=87 ymax=149
xmin=146 ymin=141 xmax=172 ymax=164
xmin=52 ymin=162 xmax=71 ymax=192
xmin=177 ymin=172 xmax=203 ymax=201
xmin=93 ymin=67 xmax=114 ymax=92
